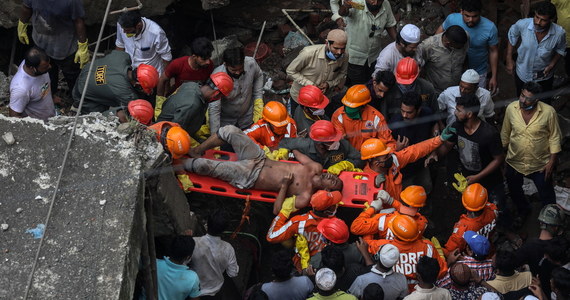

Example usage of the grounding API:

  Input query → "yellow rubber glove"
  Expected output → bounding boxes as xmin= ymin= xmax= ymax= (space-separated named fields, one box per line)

xmin=17 ymin=20 xmax=29 ymax=45
xmin=353 ymin=168 xmax=364 ymax=179
xmin=74 ymin=40 xmax=90 ymax=69
xmin=363 ymin=202 xmax=370 ymax=211
xmin=154 ymin=96 xmax=167 ymax=119
xmin=264 ymin=146 xmax=277 ymax=160
xmin=195 ymin=124 xmax=210 ymax=142
xmin=295 ymin=234 xmax=310 ymax=270
xmin=272 ymin=148 xmax=289 ymax=160
xmin=177 ymin=174 xmax=194 ymax=192
xmin=452 ymin=173 xmax=468 ymax=193
xmin=280 ymin=196 xmax=297 ymax=218
xmin=190 ymin=136 xmax=200 ymax=149
xmin=430 ymin=236 xmax=445 ymax=259
xmin=253 ymin=98 xmax=264 ymax=122
xmin=327 ymin=161 xmax=355 ymax=175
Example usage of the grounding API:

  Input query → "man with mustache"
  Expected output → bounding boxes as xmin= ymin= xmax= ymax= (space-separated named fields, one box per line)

xmin=338 ymin=0 xmax=397 ymax=85
xmin=506 ymin=1 xmax=566 ymax=97
xmin=209 ymin=47 xmax=264 ymax=134
xmin=373 ymin=24 xmax=424 ymax=75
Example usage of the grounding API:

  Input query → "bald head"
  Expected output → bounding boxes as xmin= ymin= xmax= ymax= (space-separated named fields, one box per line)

xmin=450 ymin=263 xmax=472 ymax=286
xmin=327 ymin=29 xmax=347 ymax=45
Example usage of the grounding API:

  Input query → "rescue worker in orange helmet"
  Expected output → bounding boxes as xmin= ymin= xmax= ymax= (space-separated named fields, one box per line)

xmin=443 ymin=183 xmax=498 ymax=257
xmin=71 ymin=51 xmax=159 ymax=114
xmin=267 ymin=190 xmax=343 ymax=271
xmin=367 ymin=214 xmax=448 ymax=291
xmin=244 ymin=101 xmax=298 ymax=150
xmin=294 ymin=85 xmax=331 ymax=133
xmin=351 ymin=185 xmax=429 ymax=241
xmin=148 ymin=121 xmax=192 ymax=159
xmin=331 ymin=84 xmax=396 ymax=151
xmin=157 ymin=72 xmax=233 ymax=137
xmin=360 ymin=125 xmax=455 ymax=203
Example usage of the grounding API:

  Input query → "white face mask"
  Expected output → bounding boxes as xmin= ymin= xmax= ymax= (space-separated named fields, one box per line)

xmin=312 ymin=109 xmax=325 ymax=116
xmin=328 ymin=141 xmax=340 ymax=151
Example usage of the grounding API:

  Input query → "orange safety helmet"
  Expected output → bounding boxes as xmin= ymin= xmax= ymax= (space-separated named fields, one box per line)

xmin=400 ymin=185 xmax=427 ymax=208
xmin=210 ymin=72 xmax=234 ymax=96
xmin=360 ymin=138 xmax=391 ymax=160
xmin=341 ymin=84 xmax=371 ymax=108
xmin=148 ymin=122 xmax=191 ymax=159
xmin=462 ymin=183 xmax=488 ymax=212
xmin=389 ymin=214 xmax=419 ymax=242
xmin=262 ymin=101 xmax=290 ymax=127
xmin=309 ymin=120 xmax=342 ymax=142
xmin=310 ymin=190 xmax=343 ymax=211
xmin=395 ymin=57 xmax=419 ymax=85
xmin=317 ymin=217 xmax=349 ymax=244
xmin=136 ymin=64 xmax=159 ymax=95
xmin=127 ymin=99 xmax=153 ymax=125
xmin=298 ymin=85 xmax=330 ymax=109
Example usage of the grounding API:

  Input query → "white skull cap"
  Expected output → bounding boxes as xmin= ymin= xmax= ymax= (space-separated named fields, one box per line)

xmin=400 ymin=24 xmax=421 ymax=43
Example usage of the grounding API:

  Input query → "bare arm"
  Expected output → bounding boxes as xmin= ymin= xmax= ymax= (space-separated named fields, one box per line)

xmin=292 ymin=149 xmax=319 ymax=167
xmin=73 ymin=18 xmax=87 ymax=43
xmin=488 ymin=45 xmax=499 ymax=93
xmin=273 ymin=173 xmax=294 ymax=215
xmin=435 ymin=24 xmax=444 ymax=34
xmin=505 ymin=41 xmax=515 ymax=75
xmin=544 ymin=52 xmax=562 ymax=77
xmin=115 ymin=47 xmax=125 ymax=51
xmin=20 ymin=4 xmax=32 ymax=23
xmin=9 ymin=107 xmax=24 ymax=118
xmin=338 ymin=1 xmax=350 ymax=17
xmin=156 ymin=74 xmax=170 ymax=96
xmin=355 ymin=237 xmax=375 ymax=266
xmin=386 ymin=26 xmax=397 ymax=41
xmin=436 ymin=140 xmax=454 ymax=158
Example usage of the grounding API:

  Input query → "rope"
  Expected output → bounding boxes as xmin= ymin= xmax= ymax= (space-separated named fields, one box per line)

xmin=23 ymin=0 xmax=114 ymax=297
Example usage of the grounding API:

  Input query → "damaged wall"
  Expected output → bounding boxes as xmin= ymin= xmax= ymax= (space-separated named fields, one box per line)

xmin=0 ymin=114 xmax=162 ymax=299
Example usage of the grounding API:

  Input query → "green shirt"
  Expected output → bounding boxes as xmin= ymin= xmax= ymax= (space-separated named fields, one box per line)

xmin=307 ymin=291 xmax=358 ymax=300
xmin=72 ymin=50 xmax=141 ymax=113
xmin=279 ymin=137 xmax=364 ymax=169
xmin=157 ymin=82 xmax=206 ymax=136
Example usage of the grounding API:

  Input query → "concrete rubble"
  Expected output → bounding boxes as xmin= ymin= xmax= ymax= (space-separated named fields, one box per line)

xmin=0 ymin=114 xmax=163 ymax=299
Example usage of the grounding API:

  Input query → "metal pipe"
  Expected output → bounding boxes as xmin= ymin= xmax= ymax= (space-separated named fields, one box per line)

xmin=282 ymin=8 xmax=331 ymax=13
xmin=252 ymin=21 xmax=267 ymax=60
xmin=110 ymin=0 xmax=143 ymax=15
xmin=281 ymin=9 xmax=314 ymax=45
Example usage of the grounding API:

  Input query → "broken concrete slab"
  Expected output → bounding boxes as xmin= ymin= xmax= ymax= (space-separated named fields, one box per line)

xmin=0 ymin=114 xmax=162 ymax=299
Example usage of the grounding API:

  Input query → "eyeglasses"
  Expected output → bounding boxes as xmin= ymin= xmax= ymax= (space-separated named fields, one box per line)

xmin=369 ymin=25 xmax=378 ymax=38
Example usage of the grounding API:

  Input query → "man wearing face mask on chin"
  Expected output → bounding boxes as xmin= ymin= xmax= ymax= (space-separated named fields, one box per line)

xmin=280 ymin=120 xmax=364 ymax=171
xmin=338 ymin=0 xmax=397 ymax=86
xmin=157 ymin=72 xmax=234 ymax=140
xmin=9 ymin=46 xmax=56 ymax=121
xmin=209 ymin=47 xmax=264 ymax=135
xmin=501 ymin=81 xmax=561 ymax=220
xmin=286 ymin=29 xmax=349 ymax=114
xmin=293 ymin=85 xmax=331 ymax=133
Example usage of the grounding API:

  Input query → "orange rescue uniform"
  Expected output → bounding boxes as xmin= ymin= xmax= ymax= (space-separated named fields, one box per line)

xmin=332 ymin=105 xmax=395 ymax=151
xmin=364 ymin=137 xmax=443 ymax=202
xmin=443 ymin=203 xmax=498 ymax=256
xmin=351 ymin=208 xmax=428 ymax=239
xmin=266 ymin=211 xmax=327 ymax=270
xmin=367 ymin=238 xmax=448 ymax=291
xmin=244 ymin=119 xmax=297 ymax=149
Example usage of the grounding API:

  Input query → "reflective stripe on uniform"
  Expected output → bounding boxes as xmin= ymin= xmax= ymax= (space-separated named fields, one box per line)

xmin=378 ymin=215 xmax=387 ymax=231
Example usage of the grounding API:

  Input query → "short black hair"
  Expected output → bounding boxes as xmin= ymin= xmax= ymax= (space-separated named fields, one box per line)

xmin=522 ymin=81 xmax=543 ymax=96
xmin=444 ymin=25 xmax=468 ymax=45
xmin=169 ymin=235 xmax=195 ymax=261
xmin=401 ymin=91 xmax=422 ymax=109
xmin=546 ymin=237 xmax=569 ymax=264
xmin=24 ymin=46 xmax=49 ymax=68
xmin=374 ymin=70 xmax=396 ymax=89
xmin=551 ymin=267 xmax=570 ymax=298
xmin=396 ymin=31 xmax=413 ymax=47
xmin=321 ymin=245 xmax=345 ymax=274
xmin=460 ymin=0 xmax=482 ymax=12
xmin=456 ymin=93 xmax=480 ymax=116
xmin=271 ymin=249 xmax=294 ymax=281
xmin=191 ymin=37 xmax=214 ymax=59
xmin=361 ymin=283 xmax=384 ymax=300
xmin=417 ymin=256 xmax=440 ymax=284
xmin=118 ymin=10 xmax=142 ymax=28
xmin=495 ymin=250 xmax=516 ymax=275
xmin=533 ymin=1 xmax=557 ymax=20
xmin=207 ymin=209 xmax=228 ymax=236
xmin=223 ymin=47 xmax=245 ymax=67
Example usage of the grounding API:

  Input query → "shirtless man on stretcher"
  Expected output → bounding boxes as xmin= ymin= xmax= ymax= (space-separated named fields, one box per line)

xmin=185 ymin=125 xmax=343 ymax=213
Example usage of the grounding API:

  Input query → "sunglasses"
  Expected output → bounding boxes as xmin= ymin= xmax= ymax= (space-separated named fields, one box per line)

xmin=369 ymin=25 xmax=378 ymax=38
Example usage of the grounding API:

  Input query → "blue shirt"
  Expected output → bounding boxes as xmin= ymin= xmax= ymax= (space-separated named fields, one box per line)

xmin=155 ymin=257 xmax=200 ymax=300
xmin=443 ymin=13 xmax=498 ymax=74
xmin=508 ymin=18 xmax=567 ymax=82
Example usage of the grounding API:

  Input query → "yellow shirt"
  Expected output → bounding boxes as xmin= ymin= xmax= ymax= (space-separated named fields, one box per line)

xmin=553 ymin=0 xmax=570 ymax=45
xmin=501 ymin=101 xmax=561 ymax=175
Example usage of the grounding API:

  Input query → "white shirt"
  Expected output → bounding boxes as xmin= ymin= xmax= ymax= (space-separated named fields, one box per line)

xmin=373 ymin=41 xmax=424 ymax=76
xmin=115 ymin=17 xmax=172 ymax=75
xmin=437 ymin=85 xmax=495 ymax=125
xmin=9 ymin=62 xmax=55 ymax=121
xmin=191 ymin=234 xmax=239 ymax=296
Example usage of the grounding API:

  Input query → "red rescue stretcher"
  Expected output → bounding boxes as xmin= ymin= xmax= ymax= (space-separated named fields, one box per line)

xmin=184 ymin=149 xmax=379 ymax=208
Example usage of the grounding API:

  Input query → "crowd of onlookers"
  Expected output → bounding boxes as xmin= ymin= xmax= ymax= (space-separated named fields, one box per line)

xmin=7 ymin=0 xmax=570 ymax=299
